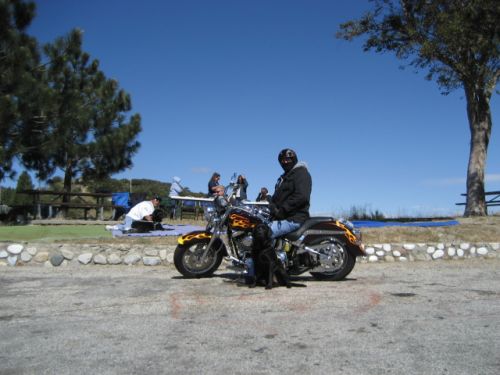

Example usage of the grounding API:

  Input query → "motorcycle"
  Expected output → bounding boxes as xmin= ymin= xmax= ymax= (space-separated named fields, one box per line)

xmin=173 ymin=175 xmax=365 ymax=281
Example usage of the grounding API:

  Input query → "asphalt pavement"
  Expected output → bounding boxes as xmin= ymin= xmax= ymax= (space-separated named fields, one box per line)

xmin=0 ymin=259 xmax=499 ymax=375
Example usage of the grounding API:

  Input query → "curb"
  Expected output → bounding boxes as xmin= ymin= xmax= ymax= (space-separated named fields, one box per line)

xmin=1 ymin=241 xmax=498 ymax=268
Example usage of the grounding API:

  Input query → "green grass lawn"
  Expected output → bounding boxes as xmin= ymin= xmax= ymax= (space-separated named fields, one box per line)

xmin=0 ymin=225 xmax=113 ymax=242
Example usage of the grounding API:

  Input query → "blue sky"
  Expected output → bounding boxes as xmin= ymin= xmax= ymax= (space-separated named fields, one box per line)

xmin=11 ymin=0 xmax=500 ymax=216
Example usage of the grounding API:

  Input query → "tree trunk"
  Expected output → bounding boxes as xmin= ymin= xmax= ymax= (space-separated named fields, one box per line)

xmin=61 ymin=162 xmax=73 ymax=219
xmin=464 ymin=84 xmax=492 ymax=217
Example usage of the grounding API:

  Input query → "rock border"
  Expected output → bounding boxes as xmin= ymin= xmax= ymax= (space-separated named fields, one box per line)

xmin=0 ymin=241 xmax=498 ymax=267
xmin=360 ymin=242 xmax=499 ymax=263
xmin=0 ymin=242 xmax=176 ymax=268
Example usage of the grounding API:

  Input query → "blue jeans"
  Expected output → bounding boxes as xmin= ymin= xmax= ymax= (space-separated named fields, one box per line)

xmin=116 ymin=215 xmax=134 ymax=231
xmin=270 ymin=219 xmax=300 ymax=238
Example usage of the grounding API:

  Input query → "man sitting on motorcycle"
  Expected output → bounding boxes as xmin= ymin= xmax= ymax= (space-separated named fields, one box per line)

xmin=268 ymin=148 xmax=312 ymax=238
xmin=246 ymin=148 xmax=312 ymax=285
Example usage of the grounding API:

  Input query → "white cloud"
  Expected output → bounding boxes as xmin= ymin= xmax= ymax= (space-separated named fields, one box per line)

xmin=422 ymin=173 xmax=500 ymax=187
xmin=486 ymin=174 xmax=500 ymax=182
xmin=422 ymin=177 xmax=465 ymax=187
xmin=191 ymin=167 xmax=211 ymax=174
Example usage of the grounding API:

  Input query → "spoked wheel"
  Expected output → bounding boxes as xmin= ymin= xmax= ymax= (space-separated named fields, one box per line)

xmin=173 ymin=238 xmax=224 ymax=278
xmin=309 ymin=238 xmax=356 ymax=281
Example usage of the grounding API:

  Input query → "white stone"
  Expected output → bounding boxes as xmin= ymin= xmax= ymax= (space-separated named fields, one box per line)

xmin=166 ymin=253 xmax=174 ymax=263
xmin=437 ymin=244 xmax=445 ymax=250
xmin=145 ymin=249 xmax=158 ymax=256
xmin=0 ymin=260 xmax=7 ymax=266
xmin=143 ymin=256 xmax=161 ymax=266
xmin=403 ymin=244 xmax=416 ymax=250
xmin=108 ymin=253 xmax=122 ymax=265
xmin=491 ymin=243 xmax=500 ymax=250
xmin=94 ymin=254 xmax=107 ymax=264
xmin=447 ymin=247 xmax=456 ymax=257
xmin=427 ymin=246 xmax=435 ymax=254
xmin=477 ymin=247 xmax=488 ymax=256
xmin=78 ymin=253 xmax=93 ymax=265
xmin=392 ymin=250 xmax=401 ymax=257
xmin=44 ymin=260 xmax=53 ymax=267
xmin=368 ymin=255 xmax=378 ymax=262
xmin=432 ymin=250 xmax=445 ymax=259
xmin=373 ymin=244 xmax=382 ymax=249
xmin=159 ymin=250 xmax=167 ymax=260
xmin=457 ymin=249 xmax=464 ymax=257
xmin=27 ymin=247 xmax=37 ymax=256
xmin=460 ymin=243 xmax=470 ymax=250
xmin=7 ymin=255 xmax=18 ymax=266
xmin=0 ymin=250 xmax=8 ymax=258
xmin=124 ymin=254 xmax=141 ymax=265
xmin=399 ymin=257 xmax=408 ymax=262
xmin=365 ymin=247 xmax=375 ymax=255
xmin=34 ymin=252 xmax=49 ymax=263
xmin=382 ymin=244 xmax=391 ymax=251
xmin=470 ymin=247 xmax=476 ymax=255
xmin=376 ymin=250 xmax=385 ymax=257
xmin=7 ymin=244 xmax=23 ymax=255
xmin=61 ymin=249 xmax=74 ymax=260
xmin=20 ymin=251 xmax=32 ymax=262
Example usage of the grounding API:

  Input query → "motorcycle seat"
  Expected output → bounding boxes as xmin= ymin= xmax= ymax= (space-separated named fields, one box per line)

xmin=284 ymin=217 xmax=334 ymax=241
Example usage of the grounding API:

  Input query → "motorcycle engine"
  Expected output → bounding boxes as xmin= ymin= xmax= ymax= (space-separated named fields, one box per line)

xmin=233 ymin=231 xmax=253 ymax=253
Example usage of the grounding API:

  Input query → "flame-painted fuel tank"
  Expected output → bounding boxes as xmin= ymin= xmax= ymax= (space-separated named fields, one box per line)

xmin=228 ymin=207 xmax=265 ymax=231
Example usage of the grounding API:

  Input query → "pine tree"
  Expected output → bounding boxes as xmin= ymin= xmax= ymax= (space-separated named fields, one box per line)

xmin=21 ymin=29 xmax=141 ymax=213
xmin=0 ymin=0 xmax=44 ymax=181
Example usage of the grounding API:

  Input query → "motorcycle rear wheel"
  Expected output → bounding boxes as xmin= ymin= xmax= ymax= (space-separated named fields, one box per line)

xmin=309 ymin=238 xmax=356 ymax=281
xmin=174 ymin=239 xmax=224 ymax=278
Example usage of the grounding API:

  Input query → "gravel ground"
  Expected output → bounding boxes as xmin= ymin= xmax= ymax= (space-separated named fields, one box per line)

xmin=0 ymin=259 xmax=499 ymax=375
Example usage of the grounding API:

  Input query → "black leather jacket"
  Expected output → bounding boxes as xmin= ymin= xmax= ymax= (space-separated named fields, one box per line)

xmin=271 ymin=162 xmax=312 ymax=223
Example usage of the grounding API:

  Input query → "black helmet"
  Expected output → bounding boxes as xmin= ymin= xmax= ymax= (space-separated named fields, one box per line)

xmin=278 ymin=148 xmax=298 ymax=172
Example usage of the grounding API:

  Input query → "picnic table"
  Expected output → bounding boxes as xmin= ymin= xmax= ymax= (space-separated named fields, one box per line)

xmin=18 ymin=189 xmax=115 ymax=220
xmin=169 ymin=196 xmax=214 ymax=220
xmin=455 ymin=191 xmax=500 ymax=207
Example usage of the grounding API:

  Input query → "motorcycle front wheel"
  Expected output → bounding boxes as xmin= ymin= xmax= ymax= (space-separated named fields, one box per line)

xmin=309 ymin=238 xmax=356 ymax=281
xmin=174 ymin=238 xmax=224 ymax=278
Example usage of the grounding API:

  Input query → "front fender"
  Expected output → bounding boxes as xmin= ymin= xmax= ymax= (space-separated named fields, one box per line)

xmin=177 ymin=230 xmax=213 ymax=246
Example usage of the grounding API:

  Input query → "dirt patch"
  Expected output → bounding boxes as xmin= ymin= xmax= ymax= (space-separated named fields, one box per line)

xmin=361 ymin=216 xmax=500 ymax=243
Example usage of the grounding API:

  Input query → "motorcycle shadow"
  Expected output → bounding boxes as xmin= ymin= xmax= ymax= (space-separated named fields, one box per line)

xmin=215 ymin=271 xmax=358 ymax=284
xmin=170 ymin=271 xmax=358 ymax=284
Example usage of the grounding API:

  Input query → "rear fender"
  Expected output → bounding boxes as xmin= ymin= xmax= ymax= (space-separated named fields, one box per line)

xmin=304 ymin=220 xmax=365 ymax=257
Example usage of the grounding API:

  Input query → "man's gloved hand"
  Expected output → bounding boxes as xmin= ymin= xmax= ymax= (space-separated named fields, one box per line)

xmin=269 ymin=203 xmax=284 ymax=220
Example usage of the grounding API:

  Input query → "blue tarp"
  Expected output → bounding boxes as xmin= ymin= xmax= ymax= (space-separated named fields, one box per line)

xmin=352 ymin=220 xmax=459 ymax=228
xmin=112 ymin=192 xmax=130 ymax=209
xmin=112 ymin=224 xmax=204 ymax=237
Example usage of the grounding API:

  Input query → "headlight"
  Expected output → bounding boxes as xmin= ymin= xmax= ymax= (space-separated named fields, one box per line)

xmin=214 ymin=196 xmax=228 ymax=213
xmin=204 ymin=205 xmax=215 ymax=221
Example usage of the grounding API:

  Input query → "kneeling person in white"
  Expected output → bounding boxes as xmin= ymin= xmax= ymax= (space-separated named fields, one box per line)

xmin=125 ymin=196 xmax=162 ymax=229
xmin=108 ymin=196 xmax=161 ymax=231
